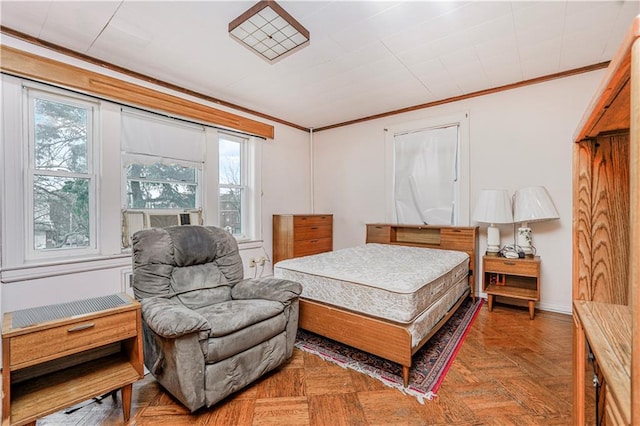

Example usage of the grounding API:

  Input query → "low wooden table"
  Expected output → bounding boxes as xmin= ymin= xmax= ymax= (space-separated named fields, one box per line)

xmin=2 ymin=293 xmax=143 ymax=426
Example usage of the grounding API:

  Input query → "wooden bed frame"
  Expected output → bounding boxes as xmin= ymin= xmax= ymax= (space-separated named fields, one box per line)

xmin=297 ymin=224 xmax=479 ymax=387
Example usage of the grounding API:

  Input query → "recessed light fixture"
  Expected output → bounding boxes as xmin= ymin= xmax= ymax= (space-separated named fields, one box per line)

xmin=229 ymin=0 xmax=310 ymax=63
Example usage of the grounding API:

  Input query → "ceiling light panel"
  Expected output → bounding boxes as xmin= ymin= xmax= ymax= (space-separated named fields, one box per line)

xmin=229 ymin=0 xmax=310 ymax=63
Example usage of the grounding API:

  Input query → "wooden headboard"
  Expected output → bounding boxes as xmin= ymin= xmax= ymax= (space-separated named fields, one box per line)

xmin=366 ymin=223 xmax=479 ymax=297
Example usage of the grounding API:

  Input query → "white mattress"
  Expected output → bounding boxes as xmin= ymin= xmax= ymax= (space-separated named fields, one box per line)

xmin=406 ymin=276 xmax=469 ymax=347
xmin=273 ymin=243 xmax=469 ymax=324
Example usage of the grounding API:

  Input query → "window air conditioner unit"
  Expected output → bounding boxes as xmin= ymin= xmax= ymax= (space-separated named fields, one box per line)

xmin=122 ymin=209 xmax=202 ymax=248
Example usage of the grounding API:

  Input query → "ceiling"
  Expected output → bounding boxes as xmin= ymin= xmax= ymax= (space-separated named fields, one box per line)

xmin=1 ymin=1 xmax=639 ymax=130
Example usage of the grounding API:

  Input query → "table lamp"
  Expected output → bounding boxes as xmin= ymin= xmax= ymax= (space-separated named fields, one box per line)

xmin=472 ymin=189 xmax=513 ymax=256
xmin=513 ymin=186 xmax=559 ymax=256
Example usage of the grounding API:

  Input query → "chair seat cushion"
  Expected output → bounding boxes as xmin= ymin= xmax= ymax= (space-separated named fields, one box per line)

xmin=197 ymin=299 xmax=288 ymax=363
xmin=197 ymin=299 xmax=285 ymax=337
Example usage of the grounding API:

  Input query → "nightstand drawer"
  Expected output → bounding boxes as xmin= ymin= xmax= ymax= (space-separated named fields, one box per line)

xmin=9 ymin=310 xmax=138 ymax=369
xmin=484 ymin=257 xmax=540 ymax=276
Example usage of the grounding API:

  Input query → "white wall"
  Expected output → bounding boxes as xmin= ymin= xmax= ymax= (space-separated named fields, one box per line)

xmin=312 ymin=70 xmax=605 ymax=314
xmin=0 ymin=36 xmax=607 ymax=317
xmin=261 ymin=123 xmax=312 ymax=271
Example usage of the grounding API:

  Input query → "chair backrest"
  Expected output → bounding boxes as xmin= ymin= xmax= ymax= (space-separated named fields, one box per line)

xmin=132 ymin=225 xmax=243 ymax=309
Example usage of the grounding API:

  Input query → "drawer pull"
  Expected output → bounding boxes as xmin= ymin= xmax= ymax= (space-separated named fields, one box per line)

xmin=311 ymin=226 xmax=318 ymax=230
xmin=310 ymin=239 xmax=318 ymax=243
xmin=503 ymin=261 xmax=516 ymax=266
xmin=67 ymin=323 xmax=95 ymax=332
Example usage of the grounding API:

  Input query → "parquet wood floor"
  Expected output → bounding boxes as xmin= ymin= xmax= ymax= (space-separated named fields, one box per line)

xmin=35 ymin=302 xmax=596 ymax=425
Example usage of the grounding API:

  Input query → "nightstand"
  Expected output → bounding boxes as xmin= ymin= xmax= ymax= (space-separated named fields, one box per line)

xmin=2 ymin=293 xmax=143 ymax=425
xmin=482 ymin=255 xmax=541 ymax=319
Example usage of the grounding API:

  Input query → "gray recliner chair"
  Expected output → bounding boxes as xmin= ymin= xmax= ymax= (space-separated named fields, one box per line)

xmin=131 ymin=225 xmax=302 ymax=412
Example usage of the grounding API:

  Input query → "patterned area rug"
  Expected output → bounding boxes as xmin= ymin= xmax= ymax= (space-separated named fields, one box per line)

xmin=294 ymin=297 xmax=483 ymax=403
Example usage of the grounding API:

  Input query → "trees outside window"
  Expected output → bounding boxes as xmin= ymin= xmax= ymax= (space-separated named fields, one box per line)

xmin=126 ymin=163 xmax=197 ymax=209
xmin=28 ymin=94 xmax=96 ymax=252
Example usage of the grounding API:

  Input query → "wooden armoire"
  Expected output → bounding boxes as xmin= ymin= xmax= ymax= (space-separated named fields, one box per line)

xmin=572 ymin=16 xmax=639 ymax=425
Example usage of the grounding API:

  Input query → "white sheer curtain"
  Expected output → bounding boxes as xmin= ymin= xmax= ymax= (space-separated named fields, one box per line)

xmin=393 ymin=125 xmax=459 ymax=225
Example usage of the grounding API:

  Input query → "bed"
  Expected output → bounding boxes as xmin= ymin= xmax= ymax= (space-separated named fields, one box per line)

xmin=273 ymin=224 xmax=478 ymax=387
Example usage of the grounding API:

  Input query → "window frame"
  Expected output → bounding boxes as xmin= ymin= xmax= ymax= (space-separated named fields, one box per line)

xmin=2 ymin=73 xmax=265 ymax=287
xmin=392 ymin=124 xmax=460 ymax=225
xmin=218 ymin=131 xmax=251 ymax=241
xmin=119 ymin=108 xmax=206 ymax=249
xmin=384 ymin=111 xmax=470 ymax=226
xmin=118 ymin=112 xmax=262 ymax=247
xmin=24 ymin=87 xmax=100 ymax=260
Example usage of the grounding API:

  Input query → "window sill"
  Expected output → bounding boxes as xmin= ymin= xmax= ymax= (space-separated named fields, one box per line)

xmin=0 ymin=254 xmax=131 ymax=284
xmin=237 ymin=240 xmax=264 ymax=250
xmin=1 ymin=241 xmax=266 ymax=284
xmin=121 ymin=239 xmax=264 ymax=252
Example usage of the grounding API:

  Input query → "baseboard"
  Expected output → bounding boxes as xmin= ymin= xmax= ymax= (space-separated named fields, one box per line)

xmin=536 ymin=302 xmax=571 ymax=315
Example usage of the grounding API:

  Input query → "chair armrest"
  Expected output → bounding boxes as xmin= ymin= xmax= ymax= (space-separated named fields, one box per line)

xmin=232 ymin=278 xmax=302 ymax=303
xmin=141 ymin=297 xmax=210 ymax=338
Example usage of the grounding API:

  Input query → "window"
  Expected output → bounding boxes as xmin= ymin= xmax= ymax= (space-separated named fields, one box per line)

xmin=393 ymin=124 xmax=459 ymax=225
xmin=219 ymin=132 xmax=248 ymax=239
xmin=385 ymin=112 xmax=470 ymax=226
xmin=120 ymin=110 xmax=261 ymax=246
xmin=120 ymin=109 xmax=205 ymax=247
xmin=2 ymin=75 xmax=264 ymax=276
xmin=26 ymin=89 xmax=98 ymax=257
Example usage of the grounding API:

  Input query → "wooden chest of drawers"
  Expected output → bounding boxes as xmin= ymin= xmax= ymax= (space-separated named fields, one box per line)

xmin=273 ymin=214 xmax=333 ymax=264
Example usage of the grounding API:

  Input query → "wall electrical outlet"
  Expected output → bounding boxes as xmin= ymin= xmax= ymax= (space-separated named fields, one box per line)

xmin=258 ymin=256 xmax=267 ymax=266
xmin=248 ymin=258 xmax=256 ymax=268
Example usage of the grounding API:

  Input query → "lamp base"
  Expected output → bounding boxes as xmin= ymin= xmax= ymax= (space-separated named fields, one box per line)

xmin=517 ymin=227 xmax=534 ymax=257
xmin=486 ymin=225 xmax=501 ymax=255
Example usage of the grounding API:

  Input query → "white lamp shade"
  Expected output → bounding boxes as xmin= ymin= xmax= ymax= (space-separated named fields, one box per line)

xmin=513 ymin=186 xmax=559 ymax=223
xmin=472 ymin=189 xmax=513 ymax=224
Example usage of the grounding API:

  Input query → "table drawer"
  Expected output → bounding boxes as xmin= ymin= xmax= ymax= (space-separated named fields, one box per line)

xmin=9 ymin=310 xmax=138 ymax=368
xmin=294 ymin=224 xmax=332 ymax=241
xmin=293 ymin=238 xmax=332 ymax=257
xmin=484 ymin=258 xmax=539 ymax=276
xmin=293 ymin=215 xmax=332 ymax=228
